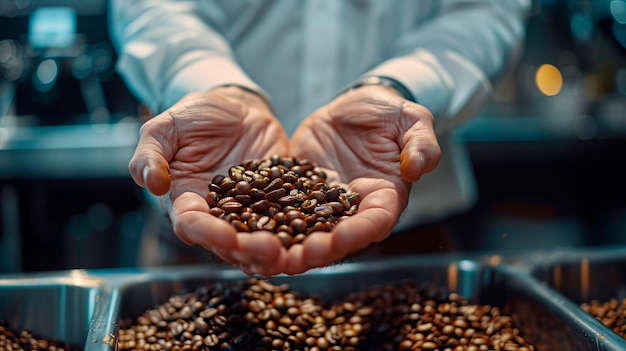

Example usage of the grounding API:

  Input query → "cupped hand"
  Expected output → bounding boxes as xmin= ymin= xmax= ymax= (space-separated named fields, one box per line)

xmin=287 ymin=84 xmax=441 ymax=274
xmin=128 ymin=86 xmax=290 ymax=275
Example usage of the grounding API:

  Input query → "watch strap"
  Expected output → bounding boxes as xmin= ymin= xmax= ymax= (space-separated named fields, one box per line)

xmin=342 ymin=76 xmax=416 ymax=102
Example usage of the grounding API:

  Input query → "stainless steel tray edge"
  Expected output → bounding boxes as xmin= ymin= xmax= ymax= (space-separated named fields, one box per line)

xmin=82 ymin=254 xmax=482 ymax=351
xmin=3 ymin=248 xmax=626 ymax=350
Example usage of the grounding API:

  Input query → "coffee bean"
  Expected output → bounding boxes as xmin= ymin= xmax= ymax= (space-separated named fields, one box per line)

xmin=278 ymin=195 xmax=296 ymax=206
xmin=277 ymin=232 xmax=293 ymax=249
xmin=264 ymin=178 xmax=284 ymax=193
xmin=313 ymin=205 xmax=333 ymax=217
xmin=250 ymin=199 xmax=270 ymax=214
xmin=221 ymin=202 xmax=243 ymax=214
xmin=234 ymin=194 xmax=252 ymax=205
xmin=219 ymin=179 xmax=237 ymax=194
xmin=0 ymin=320 xmax=83 ymax=351
xmin=265 ymin=188 xmax=287 ymax=203
xmin=232 ymin=220 xmax=250 ymax=232
xmin=206 ymin=192 xmax=219 ymax=207
xmin=204 ymin=156 xmax=361 ymax=248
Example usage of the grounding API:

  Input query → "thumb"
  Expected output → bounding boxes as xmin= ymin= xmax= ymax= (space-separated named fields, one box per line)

xmin=128 ymin=120 xmax=173 ymax=196
xmin=399 ymin=105 xmax=441 ymax=182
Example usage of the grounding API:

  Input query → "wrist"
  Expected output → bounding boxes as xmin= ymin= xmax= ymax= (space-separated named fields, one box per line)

xmin=211 ymin=85 xmax=273 ymax=112
xmin=341 ymin=76 xmax=416 ymax=102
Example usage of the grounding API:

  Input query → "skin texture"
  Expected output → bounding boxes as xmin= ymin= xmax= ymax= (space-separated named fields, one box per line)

xmin=128 ymin=85 xmax=441 ymax=276
xmin=287 ymin=85 xmax=440 ymax=274
xmin=128 ymin=86 xmax=291 ymax=275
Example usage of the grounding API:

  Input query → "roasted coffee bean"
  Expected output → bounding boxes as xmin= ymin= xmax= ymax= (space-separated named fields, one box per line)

xmin=582 ymin=298 xmax=626 ymax=339
xmin=290 ymin=218 xmax=308 ymax=234
xmin=313 ymin=205 xmax=333 ymax=217
xmin=209 ymin=207 xmax=224 ymax=217
xmin=206 ymin=192 xmax=219 ymax=207
xmin=249 ymin=188 xmax=266 ymax=202
xmin=217 ymin=196 xmax=235 ymax=207
xmin=0 ymin=320 xmax=83 ymax=351
xmin=264 ymin=178 xmax=284 ymax=193
xmin=232 ymin=220 xmax=250 ymax=232
xmin=234 ymin=194 xmax=252 ymax=205
xmin=212 ymin=174 xmax=226 ymax=186
xmin=291 ymin=233 xmax=306 ymax=245
xmin=204 ymin=156 xmax=361 ymax=248
xmin=276 ymin=224 xmax=293 ymax=236
xmin=282 ymin=182 xmax=296 ymax=193
xmin=250 ymin=199 xmax=270 ymax=214
xmin=285 ymin=210 xmax=305 ymax=223
xmin=219 ymin=179 xmax=237 ymax=194
xmin=235 ymin=181 xmax=251 ymax=195
xmin=221 ymin=201 xmax=243 ymax=214
xmin=265 ymin=188 xmax=287 ymax=203
xmin=277 ymin=232 xmax=293 ymax=248
xmin=277 ymin=195 xmax=296 ymax=206
xmin=325 ymin=187 xmax=341 ymax=202
xmin=273 ymin=212 xmax=286 ymax=226
xmin=301 ymin=198 xmax=318 ymax=213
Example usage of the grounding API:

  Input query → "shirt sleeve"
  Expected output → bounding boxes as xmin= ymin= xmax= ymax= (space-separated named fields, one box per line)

xmin=108 ymin=0 xmax=269 ymax=114
xmin=364 ymin=0 xmax=531 ymax=129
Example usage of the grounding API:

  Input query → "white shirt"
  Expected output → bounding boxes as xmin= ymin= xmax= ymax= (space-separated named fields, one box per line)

xmin=110 ymin=0 xmax=529 ymax=229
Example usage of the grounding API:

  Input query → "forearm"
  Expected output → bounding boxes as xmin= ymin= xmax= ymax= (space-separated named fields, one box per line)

xmin=363 ymin=0 xmax=529 ymax=126
xmin=109 ymin=0 xmax=266 ymax=114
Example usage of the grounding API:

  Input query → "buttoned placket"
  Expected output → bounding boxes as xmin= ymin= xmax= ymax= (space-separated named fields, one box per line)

xmin=300 ymin=0 xmax=341 ymax=118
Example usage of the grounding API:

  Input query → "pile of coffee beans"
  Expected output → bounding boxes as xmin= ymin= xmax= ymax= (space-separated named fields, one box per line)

xmin=206 ymin=156 xmax=361 ymax=248
xmin=0 ymin=320 xmax=83 ymax=351
xmin=118 ymin=278 xmax=535 ymax=351
xmin=580 ymin=298 xmax=626 ymax=338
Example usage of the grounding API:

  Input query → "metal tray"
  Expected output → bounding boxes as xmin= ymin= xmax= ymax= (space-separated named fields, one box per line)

xmin=0 ymin=269 xmax=101 ymax=347
xmin=530 ymin=246 xmax=626 ymax=303
xmin=3 ymin=252 xmax=626 ymax=351
xmin=529 ymin=246 xmax=626 ymax=343
xmin=83 ymin=254 xmax=626 ymax=351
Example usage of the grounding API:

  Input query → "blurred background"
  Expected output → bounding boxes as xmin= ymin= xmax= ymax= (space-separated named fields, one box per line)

xmin=0 ymin=0 xmax=625 ymax=273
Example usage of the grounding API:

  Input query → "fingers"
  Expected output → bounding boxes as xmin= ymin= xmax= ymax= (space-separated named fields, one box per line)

xmin=400 ymin=103 xmax=441 ymax=182
xmin=209 ymin=233 xmax=288 ymax=277
xmin=174 ymin=210 xmax=238 ymax=250
xmin=129 ymin=119 xmax=174 ymax=196
xmin=171 ymin=190 xmax=287 ymax=275
xmin=286 ymin=187 xmax=400 ymax=275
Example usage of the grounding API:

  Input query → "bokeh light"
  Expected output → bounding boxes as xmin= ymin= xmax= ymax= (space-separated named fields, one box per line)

xmin=611 ymin=0 xmax=626 ymax=24
xmin=570 ymin=13 xmax=594 ymax=42
xmin=535 ymin=64 xmax=563 ymax=96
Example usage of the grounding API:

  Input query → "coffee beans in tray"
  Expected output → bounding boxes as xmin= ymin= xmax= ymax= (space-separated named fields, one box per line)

xmin=118 ymin=278 xmax=535 ymax=351
xmin=581 ymin=298 xmax=626 ymax=339
xmin=0 ymin=320 xmax=83 ymax=351
xmin=206 ymin=156 xmax=361 ymax=248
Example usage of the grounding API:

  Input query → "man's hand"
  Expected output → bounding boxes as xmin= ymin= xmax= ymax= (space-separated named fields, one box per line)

xmin=287 ymin=84 xmax=441 ymax=274
xmin=128 ymin=86 xmax=290 ymax=275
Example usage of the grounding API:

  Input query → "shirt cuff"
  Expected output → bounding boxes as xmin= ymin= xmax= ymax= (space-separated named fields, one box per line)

xmin=162 ymin=55 xmax=271 ymax=112
xmin=365 ymin=50 xmax=454 ymax=119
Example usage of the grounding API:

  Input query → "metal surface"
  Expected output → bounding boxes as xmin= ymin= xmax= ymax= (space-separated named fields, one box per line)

xmin=2 ymin=251 xmax=626 ymax=350
xmin=530 ymin=245 xmax=626 ymax=307
xmin=0 ymin=269 xmax=102 ymax=346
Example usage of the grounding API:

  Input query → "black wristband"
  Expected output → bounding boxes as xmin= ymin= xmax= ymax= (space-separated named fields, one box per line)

xmin=342 ymin=76 xmax=416 ymax=102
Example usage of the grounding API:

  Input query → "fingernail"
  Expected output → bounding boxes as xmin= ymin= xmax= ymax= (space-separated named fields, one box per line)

xmin=142 ymin=165 xmax=150 ymax=184
xmin=417 ymin=151 xmax=426 ymax=172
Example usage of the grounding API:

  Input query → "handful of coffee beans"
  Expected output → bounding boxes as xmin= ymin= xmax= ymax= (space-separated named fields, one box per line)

xmin=206 ymin=155 xmax=361 ymax=248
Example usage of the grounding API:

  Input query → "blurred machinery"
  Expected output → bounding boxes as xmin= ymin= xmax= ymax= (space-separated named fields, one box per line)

xmin=0 ymin=0 xmax=145 ymax=273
